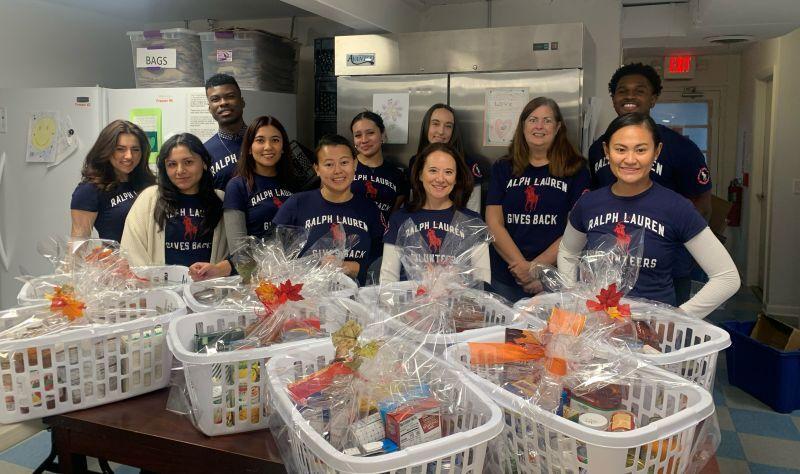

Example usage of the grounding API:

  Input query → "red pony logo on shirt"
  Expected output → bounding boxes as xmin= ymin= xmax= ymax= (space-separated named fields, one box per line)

xmin=426 ymin=228 xmax=442 ymax=253
xmin=272 ymin=196 xmax=283 ymax=208
xmin=364 ymin=180 xmax=378 ymax=199
xmin=614 ymin=222 xmax=631 ymax=248
xmin=524 ymin=185 xmax=539 ymax=212
xmin=183 ymin=216 xmax=198 ymax=240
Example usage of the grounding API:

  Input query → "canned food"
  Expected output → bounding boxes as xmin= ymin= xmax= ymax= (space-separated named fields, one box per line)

xmin=609 ymin=410 xmax=635 ymax=432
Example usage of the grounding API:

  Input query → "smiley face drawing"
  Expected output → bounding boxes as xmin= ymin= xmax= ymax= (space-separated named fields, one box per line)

xmin=31 ymin=116 xmax=57 ymax=151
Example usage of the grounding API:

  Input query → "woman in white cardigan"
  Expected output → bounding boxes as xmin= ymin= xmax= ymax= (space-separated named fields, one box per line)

xmin=121 ymin=133 xmax=230 ymax=280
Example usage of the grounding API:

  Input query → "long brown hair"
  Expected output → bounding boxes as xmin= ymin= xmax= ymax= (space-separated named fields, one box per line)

xmin=407 ymin=142 xmax=473 ymax=212
xmin=416 ymin=103 xmax=465 ymax=157
xmin=508 ymin=97 xmax=584 ymax=178
xmin=80 ymin=120 xmax=155 ymax=192
xmin=236 ymin=115 xmax=296 ymax=192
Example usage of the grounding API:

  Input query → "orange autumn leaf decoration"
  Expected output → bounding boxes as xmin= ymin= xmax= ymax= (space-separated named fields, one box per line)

xmin=255 ymin=279 xmax=304 ymax=314
xmin=45 ymin=286 xmax=86 ymax=321
xmin=586 ymin=283 xmax=631 ymax=320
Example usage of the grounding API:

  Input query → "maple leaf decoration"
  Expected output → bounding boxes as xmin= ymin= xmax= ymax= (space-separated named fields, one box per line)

xmin=255 ymin=279 xmax=304 ymax=314
xmin=586 ymin=283 xmax=631 ymax=320
xmin=45 ymin=285 xmax=86 ymax=321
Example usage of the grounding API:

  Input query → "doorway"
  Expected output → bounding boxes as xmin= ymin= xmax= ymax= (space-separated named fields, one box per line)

xmin=652 ymin=89 xmax=721 ymax=196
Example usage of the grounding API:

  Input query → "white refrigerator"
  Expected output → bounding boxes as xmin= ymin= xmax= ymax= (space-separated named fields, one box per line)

xmin=0 ymin=87 xmax=296 ymax=309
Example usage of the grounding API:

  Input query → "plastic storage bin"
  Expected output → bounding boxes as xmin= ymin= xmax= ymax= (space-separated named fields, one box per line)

xmin=200 ymin=30 xmax=298 ymax=92
xmin=18 ymin=265 xmax=190 ymax=306
xmin=358 ymin=283 xmax=521 ymax=353
xmin=265 ymin=338 xmax=504 ymax=474
xmin=517 ymin=293 xmax=731 ymax=390
xmin=445 ymin=328 xmax=715 ymax=474
xmin=0 ymin=289 xmax=185 ymax=423
xmin=723 ymin=320 xmax=800 ymax=413
xmin=127 ymin=29 xmax=203 ymax=88
xmin=183 ymin=273 xmax=358 ymax=313
xmin=167 ymin=298 xmax=375 ymax=436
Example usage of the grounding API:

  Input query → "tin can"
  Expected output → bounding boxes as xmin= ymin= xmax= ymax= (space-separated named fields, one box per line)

xmin=609 ymin=410 xmax=635 ymax=432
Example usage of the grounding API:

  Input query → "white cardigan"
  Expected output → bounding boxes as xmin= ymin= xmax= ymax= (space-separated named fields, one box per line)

xmin=120 ymin=185 xmax=228 ymax=266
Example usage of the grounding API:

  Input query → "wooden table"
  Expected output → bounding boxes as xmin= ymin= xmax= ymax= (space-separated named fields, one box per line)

xmin=41 ymin=388 xmax=286 ymax=473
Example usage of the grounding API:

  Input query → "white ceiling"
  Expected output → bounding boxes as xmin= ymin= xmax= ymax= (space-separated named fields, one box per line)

xmin=41 ymin=0 xmax=313 ymax=22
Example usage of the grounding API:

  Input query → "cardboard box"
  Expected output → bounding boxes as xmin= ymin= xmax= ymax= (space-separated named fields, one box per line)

xmin=750 ymin=313 xmax=800 ymax=351
xmin=709 ymin=195 xmax=733 ymax=239
xmin=384 ymin=397 xmax=441 ymax=449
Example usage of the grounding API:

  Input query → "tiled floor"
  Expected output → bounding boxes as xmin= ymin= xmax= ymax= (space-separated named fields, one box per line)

xmin=0 ymin=289 xmax=798 ymax=473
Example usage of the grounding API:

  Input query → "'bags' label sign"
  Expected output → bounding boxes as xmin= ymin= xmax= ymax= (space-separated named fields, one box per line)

xmin=136 ymin=48 xmax=177 ymax=68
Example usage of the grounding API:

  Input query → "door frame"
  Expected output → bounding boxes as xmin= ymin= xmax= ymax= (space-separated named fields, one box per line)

xmin=747 ymin=74 xmax=775 ymax=297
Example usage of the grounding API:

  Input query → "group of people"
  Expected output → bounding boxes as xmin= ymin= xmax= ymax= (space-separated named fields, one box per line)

xmin=69 ymin=64 xmax=740 ymax=318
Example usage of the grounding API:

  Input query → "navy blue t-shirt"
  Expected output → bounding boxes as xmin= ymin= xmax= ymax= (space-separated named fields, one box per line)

xmin=204 ymin=132 xmax=242 ymax=190
xmin=588 ymin=124 xmax=711 ymax=278
xmin=568 ymin=183 xmax=708 ymax=306
xmin=385 ymin=206 xmax=484 ymax=262
xmin=272 ymin=190 xmax=385 ymax=283
xmin=70 ymin=182 xmax=139 ymax=243
xmin=351 ymin=160 xmax=408 ymax=222
xmin=486 ymin=160 xmax=590 ymax=285
xmin=164 ymin=194 xmax=214 ymax=267
xmin=223 ymin=175 xmax=292 ymax=237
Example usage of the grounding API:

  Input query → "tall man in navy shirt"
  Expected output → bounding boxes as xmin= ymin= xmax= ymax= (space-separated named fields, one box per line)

xmin=203 ymin=73 xmax=247 ymax=190
xmin=587 ymin=63 xmax=712 ymax=304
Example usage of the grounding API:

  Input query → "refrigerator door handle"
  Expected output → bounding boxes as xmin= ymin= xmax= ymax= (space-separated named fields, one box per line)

xmin=0 ymin=151 xmax=9 ymax=270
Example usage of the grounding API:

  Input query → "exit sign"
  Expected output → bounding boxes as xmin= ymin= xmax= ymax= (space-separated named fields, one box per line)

xmin=664 ymin=55 xmax=696 ymax=79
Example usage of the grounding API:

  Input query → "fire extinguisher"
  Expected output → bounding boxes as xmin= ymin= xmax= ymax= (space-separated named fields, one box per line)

xmin=727 ymin=179 xmax=743 ymax=227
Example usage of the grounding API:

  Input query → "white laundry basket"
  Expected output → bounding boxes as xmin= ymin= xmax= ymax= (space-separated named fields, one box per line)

xmin=265 ymin=338 xmax=504 ymax=474
xmin=17 ymin=265 xmax=190 ymax=306
xmin=167 ymin=297 xmax=373 ymax=436
xmin=183 ymin=273 xmax=358 ymax=313
xmin=516 ymin=293 xmax=731 ymax=390
xmin=0 ymin=289 xmax=185 ymax=423
xmin=445 ymin=328 xmax=715 ymax=474
xmin=358 ymin=282 xmax=521 ymax=353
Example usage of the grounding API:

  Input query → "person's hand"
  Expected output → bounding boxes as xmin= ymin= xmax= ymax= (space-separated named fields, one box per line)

xmin=522 ymin=279 xmax=544 ymax=295
xmin=509 ymin=260 xmax=533 ymax=285
xmin=189 ymin=261 xmax=232 ymax=281
xmin=341 ymin=261 xmax=360 ymax=278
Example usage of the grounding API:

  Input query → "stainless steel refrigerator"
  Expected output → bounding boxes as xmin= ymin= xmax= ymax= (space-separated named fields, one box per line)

xmin=334 ymin=23 xmax=595 ymax=171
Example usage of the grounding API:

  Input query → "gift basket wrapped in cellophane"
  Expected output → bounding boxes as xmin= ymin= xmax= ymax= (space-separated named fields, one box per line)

xmin=359 ymin=213 xmax=521 ymax=354
xmin=444 ymin=298 xmax=719 ymax=473
xmin=17 ymin=237 xmax=189 ymax=305
xmin=0 ymin=244 xmax=186 ymax=423
xmin=265 ymin=284 xmax=505 ymax=474
xmin=514 ymin=227 xmax=730 ymax=391
xmin=166 ymin=225 xmax=376 ymax=436
xmin=183 ymin=225 xmax=358 ymax=313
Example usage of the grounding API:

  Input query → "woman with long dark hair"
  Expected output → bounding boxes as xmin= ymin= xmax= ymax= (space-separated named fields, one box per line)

xmin=70 ymin=120 xmax=156 ymax=242
xmin=223 ymin=115 xmax=295 ymax=250
xmin=350 ymin=111 xmax=408 ymax=222
xmin=559 ymin=113 xmax=739 ymax=317
xmin=381 ymin=142 xmax=489 ymax=283
xmin=486 ymin=97 xmax=590 ymax=302
xmin=410 ymin=103 xmax=483 ymax=212
xmin=121 ymin=133 xmax=231 ymax=279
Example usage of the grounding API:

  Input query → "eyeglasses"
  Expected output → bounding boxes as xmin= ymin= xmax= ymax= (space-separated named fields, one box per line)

xmin=526 ymin=116 xmax=556 ymax=126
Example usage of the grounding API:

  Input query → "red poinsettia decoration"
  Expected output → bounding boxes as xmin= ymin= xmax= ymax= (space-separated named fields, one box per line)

xmin=255 ymin=279 xmax=304 ymax=314
xmin=586 ymin=283 xmax=631 ymax=320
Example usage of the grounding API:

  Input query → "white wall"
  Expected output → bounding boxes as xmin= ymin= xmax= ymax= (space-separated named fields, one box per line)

xmin=419 ymin=0 xmax=623 ymax=135
xmin=0 ymin=0 xmax=138 ymax=88
xmin=761 ymin=28 xmax=800 ymax=314
xmin=737 ymin=28 xmax=800 ymax=315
